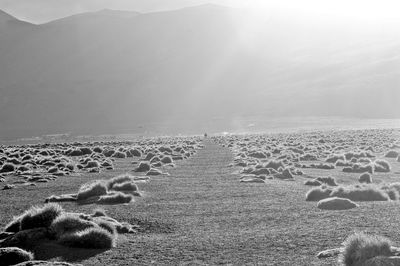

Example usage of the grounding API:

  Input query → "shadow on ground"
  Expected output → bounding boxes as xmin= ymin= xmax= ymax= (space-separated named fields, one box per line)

xmin=33 ymin=242 xmax=107 ymax=262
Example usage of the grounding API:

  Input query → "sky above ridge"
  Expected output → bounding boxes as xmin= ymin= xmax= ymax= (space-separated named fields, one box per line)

xmin=0 ymin=0 xmax=240 ymax=23
xmin=1 ymin=0 xmax=400 ymax=24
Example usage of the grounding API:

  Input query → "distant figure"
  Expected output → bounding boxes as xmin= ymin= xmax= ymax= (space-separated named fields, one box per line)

xmin=204 ymin=133 xmax=208 ymax=138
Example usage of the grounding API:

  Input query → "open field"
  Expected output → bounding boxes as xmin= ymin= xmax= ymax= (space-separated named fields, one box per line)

xmin=1 ymin=128 xmax=400 ymax=265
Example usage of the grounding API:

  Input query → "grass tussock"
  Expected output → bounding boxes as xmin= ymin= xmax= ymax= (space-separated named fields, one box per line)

xmin=381 ymin=183 xmax=400 ymax=200
xmin=326 ymin=154 xmax=345 ymax=163
xmin=316 ymin=176 xmax=338 ymax=186
xmin=359 ymin=173 xmax=372 ymax=184
xmin=0 ymin=163 xmax=15 ymax=173
xmin=317 ymin=197 xmax=358 ymax=210
xmin=97 ymin=192 xmax=134 ymax=205
xmin=58 ymin=227 xmax=116 ymax=249
xmin=77 ymin=181 xmax=108 ymax=201
xmin=336 ymin=160 xmax=352 ymax=167
xmin=4 ymin=215 xmax=23 ymax=233
xmin=20 ymin=203 xmax=63 ymax=231
xmin=265 ymin=160 xmax=284 ymax=170
xmin=96 ymin=220 xmax=117 ymax=236
xmin=374 ymin=159 xmax=391 ymax=173
xmin=312 ymin=163 xmax=335 ymax=170
xmin=106 ymin=174 xmax=137 ymax=191
xmin=339 ymin=232 xmax=392 ymax=266
xmin=385 ymin=150 xmax=399 ymax=158
xmin=50 ymin=213 xmax=97 ymax=238
xmin=388 ymin=182 xmax=400 ymax=194
xmin=161 ymin=156 xmax=173 ymax=164
xmin=304 ymin=179 xmax=322 ymax=186
xmin=135 ymin=161 xmax=151 ymax=172
xmin=92 ymin=208 xmax=107 ymax=217
xmin=343 ymin=163 xmax=374 ymax=174
xmin=0 ymin=247 xmax=34 ymax=266
xmin=306 ymin=186 xmax=333 ymax=201
xmin=330 ymin=185 xmax=390 ymax=202
xmin=111 ymin=181 xmax=138 ymax=192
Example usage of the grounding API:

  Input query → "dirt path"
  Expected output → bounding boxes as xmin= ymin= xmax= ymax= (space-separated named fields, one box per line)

xmin=75 ymin=139 xmax=327 ymax=265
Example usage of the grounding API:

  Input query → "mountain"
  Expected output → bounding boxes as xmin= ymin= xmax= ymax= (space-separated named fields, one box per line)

xmin=0 ymin=5 xmax=399 ymax=139
xmin=0 ymin=9 xmax=33 ymax=34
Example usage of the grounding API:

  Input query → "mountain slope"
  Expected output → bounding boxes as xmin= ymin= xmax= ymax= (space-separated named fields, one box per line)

xmin=0 ymin=5 xmax=399 ymax=139
xmin=0 ymin=9 xmax=34 ymax=36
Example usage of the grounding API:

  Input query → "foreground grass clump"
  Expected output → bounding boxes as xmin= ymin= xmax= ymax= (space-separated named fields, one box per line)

xmin=0 ymin=247 xmax=34 ymax=266
xmin=4 ymin=216 xmax=24 ymax=233
xmin=50 ymin=213 xmax=97 ymax=238
xmin=1 ymin=203 xmax=138 ymax=251
xmin=77 ymin=181 xmax=108 ymax=201
xmin=4 ymin=203 xmax=63 ymax=232
xmin=19 ymin=203 xmax=63 ymax=231
xmin=97 ymin=220 xmax=117 ymax=235
xmin=58 ymin=227 xmax=116 ymax=249
xmin=339 ymin=232 xmax=392 ymax=266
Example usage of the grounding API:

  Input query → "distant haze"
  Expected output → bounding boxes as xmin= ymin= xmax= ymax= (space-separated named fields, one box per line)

xmin=3 ymin=0 xmax=242 ymax=23
xmin=1 ymin=0 xmax=400 ymax=24
xmin=0 ymin=3 xmax=399 ymax=139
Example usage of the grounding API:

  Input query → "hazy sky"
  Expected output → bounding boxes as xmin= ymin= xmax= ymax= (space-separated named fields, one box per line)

xmin=0 ymin=0 xmax=240 ymax=23
xmin=1 ymin=0 xmax=400 ymax=24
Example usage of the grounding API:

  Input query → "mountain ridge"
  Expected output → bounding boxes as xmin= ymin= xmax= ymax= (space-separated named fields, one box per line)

xmin=0 ymin=5 xmax=399 ymax=139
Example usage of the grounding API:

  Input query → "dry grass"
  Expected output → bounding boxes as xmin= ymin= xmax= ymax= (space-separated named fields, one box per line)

xmin=111 ymin=182 xmax=138 ymax=192
xmin=1 ymin=132 xmax=400 ymax=265
xmin=316 ymin=176 xmax=338 ymax=186
xmin=339 ymin=232 xmax=392 ymax=266
xmin=317 ymin=197 xmax=358 ymax=210
xmin=304 ymin=179 xmax=322 ymax=186
xmin=19 ymin=203 xmax=63 ymax=231
xmin=306 ymin=186 xmax=332 ymax=201
xmin=0 ymin=247 xmax=34 ymax=266
xmin=50 ymin=213 xmax=97 ymax=238
xmin=58 ymin=227 xmax=116 ymax=249
xmin=77 ymin=181 xmax=108 ymax=201
xmin=97 ymin=192 xmax=134 ymax=205
xmin=330 ymin=185 xmax=390 ymax=202
xmin=358 ymin=173 xmax=372 ymax=184
xmin=374 ymin=159 xmax=391 ymax=173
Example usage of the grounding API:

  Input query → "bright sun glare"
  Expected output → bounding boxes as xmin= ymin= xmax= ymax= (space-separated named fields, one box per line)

xmin=234 ymin=0 xmax=400 ymax=21
xmin=226 ymin=0 xmax=400 ymax=51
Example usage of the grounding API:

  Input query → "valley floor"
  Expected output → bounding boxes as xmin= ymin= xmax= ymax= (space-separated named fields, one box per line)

xmin=2 ymin=138 xmax=400 ymax=265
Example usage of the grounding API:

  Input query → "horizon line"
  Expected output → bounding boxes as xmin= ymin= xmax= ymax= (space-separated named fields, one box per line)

xmin=0 ymin=3 xmax=231 ymax=25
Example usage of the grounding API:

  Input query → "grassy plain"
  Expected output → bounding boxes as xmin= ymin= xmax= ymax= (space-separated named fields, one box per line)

xmin=1 ymin=135 xmax=400 ymax=265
